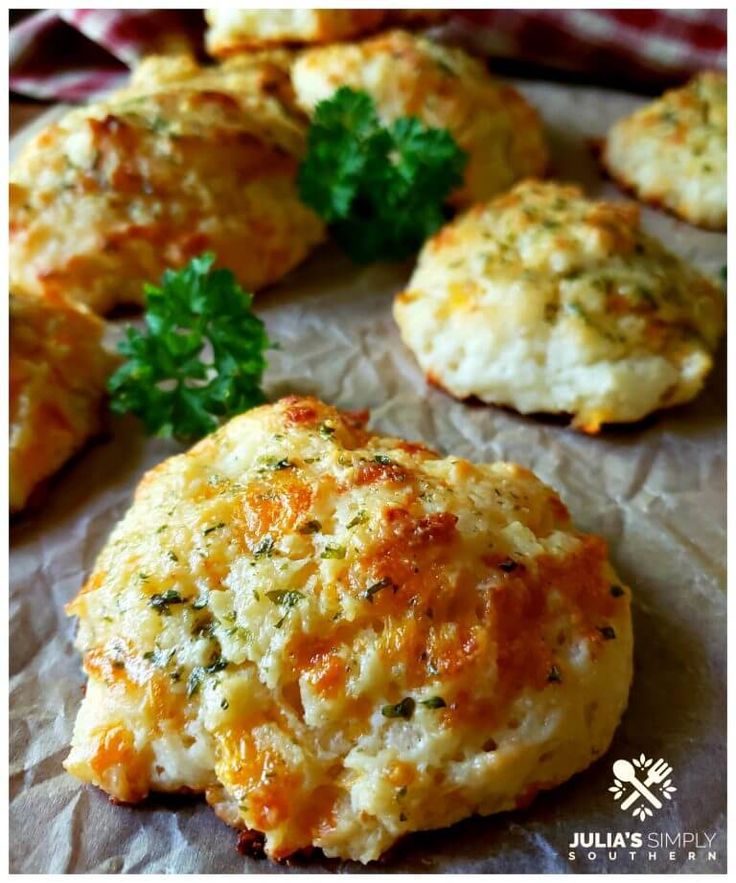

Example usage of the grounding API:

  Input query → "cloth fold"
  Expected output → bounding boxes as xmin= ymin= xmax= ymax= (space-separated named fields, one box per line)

xmin=9 ymin=8 xmax=727 ymax=103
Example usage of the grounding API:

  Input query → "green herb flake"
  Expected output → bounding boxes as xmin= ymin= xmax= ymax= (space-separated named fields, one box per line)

xmin=148 ymin=590 xmax=186 ymax=615
xmin=381 ymin=697 xmax=416 ymax=720
xmin=266 ymin=590 xmax=305 ymax=608
xmin=347 ymin=510 xmax=368 ymax=529
xmin=420 ymin=696 xmax=446 ymax=709
xmin=144 ymin=647 xmax=176 ymax=669
xmin=187 ymin=656 xmax=229 ymax=698
xmin=364 ymin=576 xmax=396 ymax=602
xmin=373 ymin=454 xmax=394 ymax=466
xmin=254 ymin=535 xmax=275 ymax=558
xmin=318 ymin=422 xmax=336 ymax=438
xmin=321 ymin=544 xmax=347 ymax=560
xmin=204 ymin=522 xmax=226 ymax=535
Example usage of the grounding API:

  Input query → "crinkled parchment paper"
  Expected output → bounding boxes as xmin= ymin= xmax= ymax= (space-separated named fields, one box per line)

xmin=9 ymin=80 xmax=726 ymax=874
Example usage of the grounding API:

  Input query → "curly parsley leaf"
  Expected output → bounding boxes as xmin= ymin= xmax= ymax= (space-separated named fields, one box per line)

xmin=107 ymin=253 xmax=271 ymax=440
xmin=298 ymin=87 xmax=467 ymax=263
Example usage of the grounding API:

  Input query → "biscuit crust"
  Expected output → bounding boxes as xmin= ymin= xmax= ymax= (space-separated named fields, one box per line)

xmin=66 ymin=396 xmax=632 ymax=862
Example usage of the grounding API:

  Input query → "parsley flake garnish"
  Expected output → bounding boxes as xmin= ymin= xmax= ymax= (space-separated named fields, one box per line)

xmin=346 ymin=510 xmax=368 ymax=529
xmin=148 ymin=590 xmax=186 ymax=615
xmin=420 ymin=696 xmax=446 ymax=709
xmin=321 ymin=544 xmax=347 ymax=560
xmin=364 ymin=576 xmax=396 ymax=602
xmin=187 ymin=656 xmax=229 ymax=697
xmin=381 ymin=697 xmax=416 ymax=720
xmin=204 ymin=522 xmax=226 ymax=535
xmin=266 ymin=590 xmax=305 ymax=608
xmin=254 ymin=535 xmax=275 ymax=558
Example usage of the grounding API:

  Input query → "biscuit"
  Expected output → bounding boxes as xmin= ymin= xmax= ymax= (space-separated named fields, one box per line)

xmin=394 ymin=180 xmax=725 ymax=431
xmin=10 ymin=54 xmax=324 ymax=314
xmin=205 ymin=8 xmax=386 ymax=55
xmin=603 ymin=71 xmax=726 ymax=230
xmin=66 ymin=396 xmax=633 ymax=862
xmin=10 ymin=290 xmax=113 ymax=512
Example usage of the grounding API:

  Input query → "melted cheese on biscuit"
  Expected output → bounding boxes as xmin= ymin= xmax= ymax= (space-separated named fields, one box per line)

xmin=66 ymin=396 xmax=633 ymax=862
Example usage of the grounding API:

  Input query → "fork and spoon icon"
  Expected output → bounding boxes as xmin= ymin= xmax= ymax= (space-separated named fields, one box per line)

xmin=613 ymin=758 xmax=673 ymax=811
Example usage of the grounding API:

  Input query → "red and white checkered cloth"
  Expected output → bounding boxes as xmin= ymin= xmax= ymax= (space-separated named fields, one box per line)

xmin=449 ymin=9 xmax=727 ymax=85
xmin=9 ymin=9 xmax=204 ymax=101
xmin=9 ymin=8 xmax=727 ymax=103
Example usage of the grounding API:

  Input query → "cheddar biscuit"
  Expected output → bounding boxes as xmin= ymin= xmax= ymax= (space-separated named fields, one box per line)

xmin=10 ymin=54 xmax=324 ymax=314
xmin=66 ymin=396 xmax=632 ymax=862
xmin=394 ymin=180 xmax=724 ymax=432
xmin=603 ymin=71 xmax=726 ymax=230
xmin=10 ymin=291 xmax=114 ymax=512
xmin=205 ymin=8 xmax=386 ymax=55
xmin=292 ymin=29 xmax=548 ymax=207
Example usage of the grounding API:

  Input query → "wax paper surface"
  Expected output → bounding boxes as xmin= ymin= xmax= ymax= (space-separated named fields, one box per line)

xmin=9 ymin=79 xmax=726 ymax=873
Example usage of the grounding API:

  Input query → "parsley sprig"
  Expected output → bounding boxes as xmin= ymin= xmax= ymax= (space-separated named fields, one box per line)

xmin=108 ymin=254 xmax=271 ymax=440
xmin=298 ymin=87 xmax=467 ymax=263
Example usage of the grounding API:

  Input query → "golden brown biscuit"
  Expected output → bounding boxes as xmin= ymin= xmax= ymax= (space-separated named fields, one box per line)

xmin=394 ymin=180 xmax=725 ymax=432
xmin=10 ymin=54 xmax=325 ymax=314
xmin=603 ymin=71 xmax=726 ymax=230
xmin=66 ymin=396 xmax=633 ymax=862
xmin=10 ymin=290 xmax=114 ymax=512
xmin=204 ymin=8 xmax=386 ymax=55
xmin=292 ymin=29 xmax=548 ymax=207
